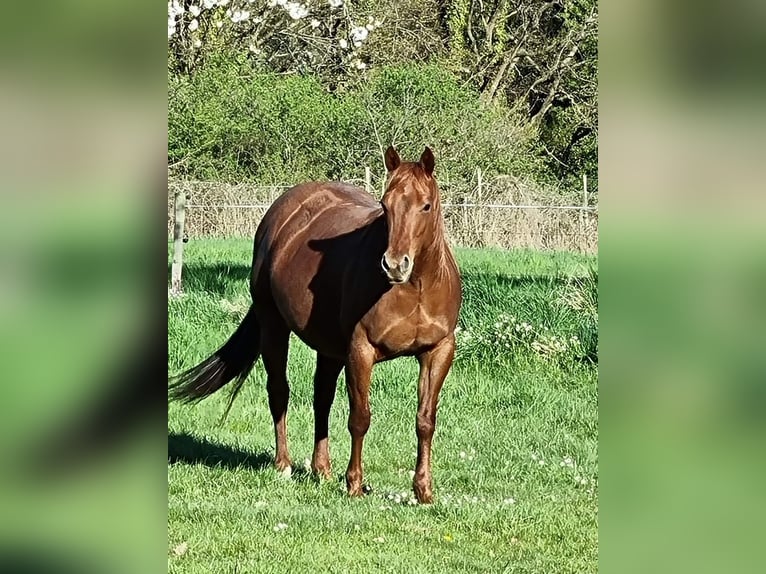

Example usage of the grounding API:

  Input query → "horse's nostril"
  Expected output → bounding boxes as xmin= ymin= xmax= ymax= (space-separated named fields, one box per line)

xmin=401 ymin=255 xmax=411 ymax=270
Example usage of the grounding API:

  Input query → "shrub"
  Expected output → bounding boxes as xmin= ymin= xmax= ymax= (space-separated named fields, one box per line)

xmin=169 ymin=60 xmax=553 ymax=189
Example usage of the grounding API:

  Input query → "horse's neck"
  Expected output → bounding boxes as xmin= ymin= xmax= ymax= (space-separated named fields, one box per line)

xmin=418 ymin=232 xmax=455 ymax=285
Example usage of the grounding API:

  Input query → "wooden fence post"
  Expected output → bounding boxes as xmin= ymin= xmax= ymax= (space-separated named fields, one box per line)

xmin=171 ymin=188 xmax=187 ymax=295
xmin=365 ymin=166 xmax=372 ymax=195
xmin=476 ymin=167 xmax=483 ymax=245
xmin=579 ymin=174 xmax=588 ymax=246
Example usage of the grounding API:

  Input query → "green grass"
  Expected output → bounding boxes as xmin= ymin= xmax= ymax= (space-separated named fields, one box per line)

xmin=168 ymin=239 xmax=598 ymax=573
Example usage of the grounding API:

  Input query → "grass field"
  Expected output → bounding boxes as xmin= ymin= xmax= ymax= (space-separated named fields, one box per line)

xmin=168 ymin=239 xmax=598 ymax=573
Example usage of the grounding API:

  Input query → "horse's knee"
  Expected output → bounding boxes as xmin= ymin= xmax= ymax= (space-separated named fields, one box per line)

xmin=348 ymin=407 xmax=370 ymax=437
xmin=416 ymin=412 xmax=435 ymax=440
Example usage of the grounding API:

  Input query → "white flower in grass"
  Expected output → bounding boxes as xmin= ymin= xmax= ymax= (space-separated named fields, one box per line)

xmin=215 ymin=20 xmax=223 ymax=28
xmin=189 ymin=5 xmax=201 ymax=17
xmin=203 ymin=0 xmax=216 ymax=8
xmin=267 ymin=0 xmax=277 ymax=6
xmin=373 ymin=536 xmax=385 ymax=543
xmin=503 ymin=497 xmax=516 ymax=505
xmin=366 ymin=23 xmax=375 ymax=31
xmin=219 ymin=0 xmax=229 ymax=5
xmin=188 ymin=19 xmax=199 ymax=31
xmin=277 ymin=0 xmax=287 ymax=6
xmin=338 ymin=38 xmax=348 ymax=49
xmin=328 ymin=0 xmax=343 ymax=7
xmin=310 ymin=18 xmax=320 ymax=28
xmin=273 ymin=522 xmax=288 ymax=531
xmin=193 ymin=38 xmax=202 ymax=48
xmin=459 ymin=451 xmax=466 ymax=459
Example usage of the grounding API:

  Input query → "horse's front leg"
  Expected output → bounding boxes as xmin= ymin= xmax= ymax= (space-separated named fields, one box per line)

xmin=413 ymin=334 xmax=456 ymax=503
xmin=344 ymin=337 xmax=376 ymax=496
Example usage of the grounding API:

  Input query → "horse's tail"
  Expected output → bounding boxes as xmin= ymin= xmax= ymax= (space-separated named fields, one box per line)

xmin=169 ymin=306 xmax=260 ymax=422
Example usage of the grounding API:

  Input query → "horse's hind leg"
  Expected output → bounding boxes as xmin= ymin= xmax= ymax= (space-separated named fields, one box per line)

xmin=311 ymin=354 xmax=344 ymax=479
xmin=259 ymin=313 xmax=292 ymax=474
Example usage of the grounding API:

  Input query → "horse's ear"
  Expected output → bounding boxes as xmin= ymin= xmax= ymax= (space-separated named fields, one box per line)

xmin=384 ymin=146 xmax=401 ymax=172
xmin=420 ymin=147 xmax=435 ymax=177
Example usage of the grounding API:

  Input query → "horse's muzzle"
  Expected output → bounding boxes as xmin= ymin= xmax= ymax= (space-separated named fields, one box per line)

xmin=381 ymin=253 xmax=412 ymax=284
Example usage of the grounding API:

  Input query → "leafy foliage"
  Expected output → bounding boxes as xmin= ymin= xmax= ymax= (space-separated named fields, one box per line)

xmin=169 ymin=61 xmax=548 ymax=184
xmin=167 ymin=0 xmax=598 ymax=195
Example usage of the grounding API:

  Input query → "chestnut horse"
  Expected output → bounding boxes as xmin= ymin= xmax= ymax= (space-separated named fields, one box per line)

xmin=169 ymin=146 xmax=461 ymax=503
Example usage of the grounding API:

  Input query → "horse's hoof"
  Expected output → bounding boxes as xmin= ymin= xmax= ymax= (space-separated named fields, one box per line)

xmin=346 ymin=483 xmax=371 ymax=497
xmin=310 ymin=460 xmax=333 ymax=480
xmin=413 ymin=482 xmax=433 ymax=504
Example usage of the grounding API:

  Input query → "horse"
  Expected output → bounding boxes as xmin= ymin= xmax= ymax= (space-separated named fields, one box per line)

xmin=169 ymin=146 xmax=462 ymax=503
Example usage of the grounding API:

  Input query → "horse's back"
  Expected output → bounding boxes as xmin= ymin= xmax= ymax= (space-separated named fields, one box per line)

xmin=251 ymin=182 xmax=386 ymax=356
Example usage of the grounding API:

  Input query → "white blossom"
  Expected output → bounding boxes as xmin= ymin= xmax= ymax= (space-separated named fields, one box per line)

xmin=189 ymin=5 xmax=201 ymax=17
xmin=328 ymin=0 xmax=343 ymax=7
xmin=188 ymin=19 xmax=199 ymax=31
xmin=203 ymin=0 xmax=216 ymax=8
xmin=193 ymin=38 xmax=202 ymax=48
xmin=168 ymin=1 xmax=184 ymax=18
xmin=350 ymin=26 xmax=369 ymax=43
xmin=231 ymin=9 xmax=250 ymax=23
xmin=286 ymin=2 xmax=308 ymax=19
xmin=310 ymin=19 xmax=320 ymax=28
xmin=338 ymin=38 xmax=348 ymax=49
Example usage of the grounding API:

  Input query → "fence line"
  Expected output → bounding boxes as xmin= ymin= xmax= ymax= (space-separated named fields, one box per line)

xmin=167 ymin=175 xmax=598 ymax=255
xmin=185 ymin=202 xmax=597 ymax=211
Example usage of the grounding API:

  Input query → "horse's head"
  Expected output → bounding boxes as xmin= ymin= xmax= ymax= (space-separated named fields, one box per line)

xmin=379 ymin=146 xmax=442 ymax=284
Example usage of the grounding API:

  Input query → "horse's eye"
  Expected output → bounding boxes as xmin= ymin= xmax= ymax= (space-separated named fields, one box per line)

xmin=423 ymin=203 xmax=432 ymax=212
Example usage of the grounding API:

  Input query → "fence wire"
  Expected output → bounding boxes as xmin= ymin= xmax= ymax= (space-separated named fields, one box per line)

xmin=168 ymin=179 xmax=598 ymax=253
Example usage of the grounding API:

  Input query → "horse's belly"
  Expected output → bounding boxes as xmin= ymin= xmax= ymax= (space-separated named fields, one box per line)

xmin=267 ymin=246 xmax=352 ymax=359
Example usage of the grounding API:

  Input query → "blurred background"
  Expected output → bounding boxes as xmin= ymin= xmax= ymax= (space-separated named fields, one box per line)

xmin=0 ymin=0 xmax=763 ymax=571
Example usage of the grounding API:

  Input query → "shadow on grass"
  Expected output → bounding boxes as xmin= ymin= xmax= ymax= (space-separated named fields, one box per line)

xmin=460 ymin=270 xmax=574 ymax=290
xmin=167 ymin=263 xmax=251 ymax=296
xmin=168 ymin=432 xmax=273 ymax=471
xmin=168 ymin=432 xmax=319 ymax=481
xmin=168 ymin=262 xmax=577 ymax=297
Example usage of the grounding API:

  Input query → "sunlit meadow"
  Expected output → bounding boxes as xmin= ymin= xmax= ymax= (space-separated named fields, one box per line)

xmin=168 ymin=239 xmax=597 ymax=573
